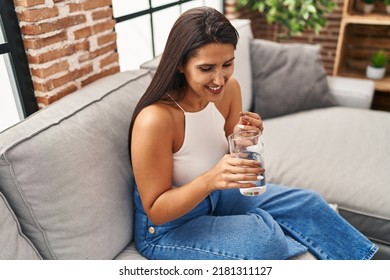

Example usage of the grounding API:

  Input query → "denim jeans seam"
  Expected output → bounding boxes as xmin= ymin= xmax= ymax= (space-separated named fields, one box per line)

xmin=142 ymin=223 xmax=245 ymax=259
xmin=277 ymin=219 xmax=330 ymax=260
xmin=362 ymin=244 xmax=379 ymax=260
xmin=151 ymin=242 xmax=244 ymax=260
xmin=134 ymin=216 xmax=152 ymax=258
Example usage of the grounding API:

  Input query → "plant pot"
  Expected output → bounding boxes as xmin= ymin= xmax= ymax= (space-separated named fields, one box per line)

xmin=366 ymin=65 xmax=386 ymax=80
xmin=363 ymin=4 xmax=374 ymax=14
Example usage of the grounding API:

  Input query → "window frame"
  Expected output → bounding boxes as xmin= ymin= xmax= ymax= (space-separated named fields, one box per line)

xmin=113 ymin=0 xmax=226 ymax=58
xmin=0 ymin=0 xmax=38 ymax=118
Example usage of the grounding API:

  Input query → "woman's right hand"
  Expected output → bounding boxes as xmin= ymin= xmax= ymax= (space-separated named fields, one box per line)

xmin=234 ymin=111 xmax=264 ymax=133
xmin=206 ymin=154 xmax=265 ymax=191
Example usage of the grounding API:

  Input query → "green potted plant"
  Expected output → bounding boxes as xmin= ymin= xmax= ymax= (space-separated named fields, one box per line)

xmin=385 ymin=0 xmax=390 ymax=14
xmin=363 ymin=0 xmax=375 ymax=14
xmin=236 ymin=0 xmax=335 ymax=37
xmin=366 ymin=49 xmax=388 ymax=79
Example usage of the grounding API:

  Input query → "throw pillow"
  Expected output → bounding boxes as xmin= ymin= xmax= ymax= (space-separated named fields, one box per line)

xmin=250 ymin=39 xmax=336 ymax=119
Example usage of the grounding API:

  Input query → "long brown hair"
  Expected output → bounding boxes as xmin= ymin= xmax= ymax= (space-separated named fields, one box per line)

xmin=129 ymin=7 xmax=238 ymax=161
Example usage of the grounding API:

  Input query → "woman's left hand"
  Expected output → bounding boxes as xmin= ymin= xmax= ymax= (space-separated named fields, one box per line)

xmin=235 ymin=111 xmax=264 ymax=133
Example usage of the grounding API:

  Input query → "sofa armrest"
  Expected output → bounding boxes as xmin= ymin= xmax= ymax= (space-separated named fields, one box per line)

xmin=326 ymin=76 xmax=375 ymax=109
xmin=140 ymin=55 xmax=161 ymax=74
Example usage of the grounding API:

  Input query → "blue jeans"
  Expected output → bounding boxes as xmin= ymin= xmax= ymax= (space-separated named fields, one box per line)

xmin=133 ymin=184 xmax=378 ymax=260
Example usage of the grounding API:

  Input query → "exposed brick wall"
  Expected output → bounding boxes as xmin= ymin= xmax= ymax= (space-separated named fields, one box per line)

xmin=225 ymin=0 xmax=345 ymax=75
xmin=13 ymin=0 xmax=119 ymax=108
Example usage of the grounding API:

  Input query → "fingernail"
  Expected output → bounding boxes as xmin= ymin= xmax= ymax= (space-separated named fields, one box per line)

xmin=257 ymin=175 xmax=264 ymax=180
xmin=237 ymin=124 xmax=244 ymax=129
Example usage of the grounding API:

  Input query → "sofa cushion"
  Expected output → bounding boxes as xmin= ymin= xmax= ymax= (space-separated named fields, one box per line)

xmin=251 ymin=39 xmax=336 ymax=119
xmin=114 ymin=242 xmax=147 ymax=260
xmin=0 ymin=191 xmax=42 ymax=259
xmin=0 ymin=69 xmax=152 ymax=259
xmin=140 ymin=55 xmax=160 ymax=75
xmin=263 ymin=107 xmax=390 ymax=250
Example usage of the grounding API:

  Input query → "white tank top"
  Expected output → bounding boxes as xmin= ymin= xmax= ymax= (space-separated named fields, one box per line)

xmin=171 ymin=101 xmax=228 ymax=187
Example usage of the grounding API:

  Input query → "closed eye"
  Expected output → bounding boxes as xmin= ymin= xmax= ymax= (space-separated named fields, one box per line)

xmin=223 ymin=62 xmax=233 ymax=68
xmin=224 ymin=58 xmax=235 ymax=67
xmin=199 ymin=66 xmax=213 ymax=72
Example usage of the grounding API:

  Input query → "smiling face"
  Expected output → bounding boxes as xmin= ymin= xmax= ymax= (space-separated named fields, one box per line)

xmin=180 ymin=43 xmax=235 ymax=109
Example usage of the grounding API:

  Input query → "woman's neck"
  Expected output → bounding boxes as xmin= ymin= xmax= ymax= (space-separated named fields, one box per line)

xmin=172 ymin=87 xmax=209 ymax=112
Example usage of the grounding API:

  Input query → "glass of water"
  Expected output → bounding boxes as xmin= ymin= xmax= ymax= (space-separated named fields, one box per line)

xmin=228 ymin=130 xmax=267 ymax=196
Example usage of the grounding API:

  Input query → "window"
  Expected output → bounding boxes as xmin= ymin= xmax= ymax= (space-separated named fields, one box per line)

xmin=0 ymin=0 xmax=37 ymax=132
xmin=112 ymin=0 xmax=224 ymax=71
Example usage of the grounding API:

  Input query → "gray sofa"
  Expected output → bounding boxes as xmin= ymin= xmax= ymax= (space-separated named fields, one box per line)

xmin=1 ymin=19 xmax=389 ymax=260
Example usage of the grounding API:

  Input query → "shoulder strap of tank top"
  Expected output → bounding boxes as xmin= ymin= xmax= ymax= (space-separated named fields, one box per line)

xmin=167 ymin=94 xmax=186 ymax=113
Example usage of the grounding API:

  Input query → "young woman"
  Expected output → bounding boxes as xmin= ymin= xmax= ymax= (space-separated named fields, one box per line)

xmin=129 ymin=6 xmax=378 ymax=260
